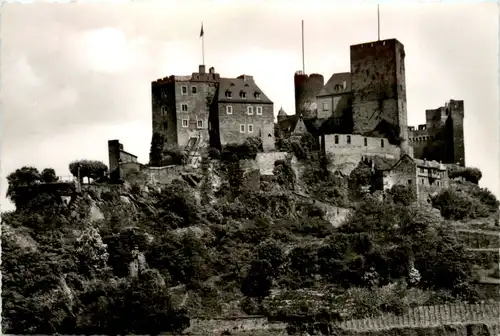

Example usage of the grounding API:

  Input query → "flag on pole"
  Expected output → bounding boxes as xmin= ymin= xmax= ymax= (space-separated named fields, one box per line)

xmin=200 ymin=23 xmax=204 ymax=38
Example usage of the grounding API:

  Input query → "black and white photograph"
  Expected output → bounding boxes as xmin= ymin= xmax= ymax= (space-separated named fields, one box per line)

xmin=1 ymin=1 xmax=499 ymax=335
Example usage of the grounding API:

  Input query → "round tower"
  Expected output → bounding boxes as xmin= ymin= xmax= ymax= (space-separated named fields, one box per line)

xmin=277 ymin=107 xmax=288 ymax=123
xmin=294 ymin=71 xmax=324 ymax=119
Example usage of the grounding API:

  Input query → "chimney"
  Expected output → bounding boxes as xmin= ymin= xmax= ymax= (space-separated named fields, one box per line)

xmin=199 ymin=65 xmax=206 ymax=74
xmin=209 ymin=67 xmax=215 ymax=74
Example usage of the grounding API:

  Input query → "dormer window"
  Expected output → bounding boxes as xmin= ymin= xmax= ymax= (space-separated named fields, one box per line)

xmin=225 ymin=90 xmax=232 ymax=98
xmin=240 ymin=91 xmax=247 ymax=99
xmin=254 ymin=92 xmax=261 ymax=99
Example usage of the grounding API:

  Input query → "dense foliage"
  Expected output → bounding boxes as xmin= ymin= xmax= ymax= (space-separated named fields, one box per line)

xmin=2 ymin=155 xmax=497 ymax=334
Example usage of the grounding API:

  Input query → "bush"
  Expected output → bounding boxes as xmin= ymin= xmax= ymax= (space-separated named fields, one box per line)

xmin=449 ymin=167 xmax=482 ymax=184
xmin=432 ymin=188 xmax=491 ymax=220
xmin=387 ymin=185 xmax=416 ymax=206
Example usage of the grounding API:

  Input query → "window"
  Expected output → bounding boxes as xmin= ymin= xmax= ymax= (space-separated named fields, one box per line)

xmin=334 ymin=135 xmax=339 ymax=144
xmin=182 ymin=119 xmax=189 ymax=127
xmin=191 ymin=86 xmax=197 ymax=94
xmin=181 ymin=103 xmax=188 ymax=112
xmin=342 ymin=81 xmax=347 ymax=89
xmin=408 ymin=179 xmax=412 ymax=185
xmin=197 ymin=120 xmax=203 ymax=128
xmin=247 ymin=106 xmax=254 ymax=115
xmin=181 ymin=86 xmax=188 ymax=95
xmin=421 ymin=178 xmax=425 ymax=185
xmin=256 ymin=106 xmax=263 ymax=115
xmin=226 ymin=105 xmax=233 ymax=114
xmin=248 ymin=124 xmax=254 ymax=133
xmin=381 ymin=139 xmax=385 ymax=148
xmin=225 ymin=90 xmax=232 ymax=98
xmin=323 ymin=102 xmax=328 ymax=111
xmin=347 ymin=135 xmax=351 ymax=144
xmin=163 ymin=121 xmax=168 ymax=131
xmin=255 ymin=92 xmax=261 ymax=99
xmin=364 ymin=138 xmax=367 ymax=146
xmin=240 ymin=91 xmax=247 ymax=99
xmin=240 ymin=124 xmax=245 ymax=133
xmin=161 ymin=106 xmax=167 ymax=116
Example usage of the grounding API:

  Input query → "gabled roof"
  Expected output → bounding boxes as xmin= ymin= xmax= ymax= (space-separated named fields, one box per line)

xmin=317 ymin=72 xmax=351 ymax=97
xmin=292 ymin=117 xmax=308 ymax=135
xmin=217 ymin=76 xmax=273 ymax=104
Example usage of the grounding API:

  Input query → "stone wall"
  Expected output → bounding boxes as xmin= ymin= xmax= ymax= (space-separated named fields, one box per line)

xmin=144 ymin=165 xmax=183 ymax=185
xmin=339 ymin=303 xmax=500 ymax=333
xmin=255 ymin=152 xmax=293 ymax=175
xmin=216 ymin=102 xmax=275 ymax=150
xmin=186 ymin=316 xmax=287 ymax=335
xmin=323 ymin=134 xmax=401 ymax=158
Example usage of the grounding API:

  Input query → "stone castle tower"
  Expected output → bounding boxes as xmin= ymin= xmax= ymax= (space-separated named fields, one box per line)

xmin=350 ymin=38 xmax=409 ymax=154
xmin=294 ymin=71 xmax=324 ymax=119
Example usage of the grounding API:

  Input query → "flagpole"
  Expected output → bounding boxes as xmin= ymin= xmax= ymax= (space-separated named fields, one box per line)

xmin=377 ymin=4 xmax=380 ymax=41
xmin=200 ymin=22 xmax=205 ymax=66
xmin=301 ymin=20 xmax=305 ymax=73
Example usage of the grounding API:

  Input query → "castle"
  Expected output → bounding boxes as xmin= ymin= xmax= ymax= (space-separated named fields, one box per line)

xmin=109 ymin=37 xmax=466 ymax=204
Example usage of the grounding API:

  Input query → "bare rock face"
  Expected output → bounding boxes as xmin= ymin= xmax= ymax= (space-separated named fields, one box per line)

xmin=89 ymin=202 xmax=104 ymax=222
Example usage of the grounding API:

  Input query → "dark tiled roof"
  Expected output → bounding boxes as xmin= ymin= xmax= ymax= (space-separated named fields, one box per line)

xmin=317 ymin=72 xmax=351 ymax=97
xmin=217 ymin=76 xmax=272 ymax=104
xmin=277 ymin=115 xmax=319 ymax=135
xmin=415 ymin=159 xmax=446 ymax=170
xmin=278 ymin=107 xmax=288 ymax=117
xmin=371 ymin=156 xmax=400 ymax=171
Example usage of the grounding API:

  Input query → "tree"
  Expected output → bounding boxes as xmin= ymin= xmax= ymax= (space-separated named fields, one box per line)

xmin=41 ymin=168 xmax=59 ymax=183
xmin=69 ymin=160 xmax=108 ymax=184
xmin=149 ymin=132 xmax=165 ymax=166
xmin=6 ymin=166 xmax=42 ymax=203
xmin=74 ymin=227 xmax=109 ymax=277
xmin=241 ymin=259 xmax=273 ymax=300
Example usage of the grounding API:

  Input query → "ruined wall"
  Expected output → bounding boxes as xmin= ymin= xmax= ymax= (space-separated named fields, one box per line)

xmin=216 ymin=102 xmax=274 ymax=150
xmin=323 ymin=134 xmax=401 ymax=159
xmin=449 ymin=100 xmax=465 ymax=166
xmin=350 ymin=39 xmax=409 ymax=152
xmin=294 ymin=72 xmax=324 ymax=119
xmin=408 ymin=100 xmax=465 ymax=166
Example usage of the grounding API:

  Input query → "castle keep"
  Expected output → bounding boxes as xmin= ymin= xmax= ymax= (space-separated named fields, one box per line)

xmin=279 ymin=37 xmax=465 ymax=167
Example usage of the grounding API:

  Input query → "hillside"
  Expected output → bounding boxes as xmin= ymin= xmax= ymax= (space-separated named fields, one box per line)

xmin=2 ymin=149 xmax=500 ymax=335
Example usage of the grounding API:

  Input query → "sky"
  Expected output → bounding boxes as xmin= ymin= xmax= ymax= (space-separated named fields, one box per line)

xmin=1 ymin=1 xmax=499 ymax=212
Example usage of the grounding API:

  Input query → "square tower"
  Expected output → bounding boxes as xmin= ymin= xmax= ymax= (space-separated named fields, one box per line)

xmin=350 ymin=39 xmax=409 ymax=153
